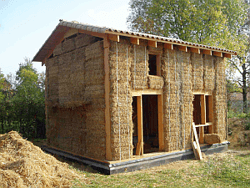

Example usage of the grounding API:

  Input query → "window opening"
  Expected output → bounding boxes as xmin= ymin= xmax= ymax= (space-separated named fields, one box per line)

xmin=149 ymin=54 xmax=157 ymax=75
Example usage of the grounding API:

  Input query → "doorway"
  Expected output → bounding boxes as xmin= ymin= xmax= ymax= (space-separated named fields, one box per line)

xmin=132 ymin=95 xmax=162 ymax=155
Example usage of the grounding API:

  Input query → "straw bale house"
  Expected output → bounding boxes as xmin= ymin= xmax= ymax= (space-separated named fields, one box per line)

xmin=33 ymin=20 xmax=235 ymax=174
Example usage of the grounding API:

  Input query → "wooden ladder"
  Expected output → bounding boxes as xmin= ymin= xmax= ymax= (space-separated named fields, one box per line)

xmin=191 ymin=122 xmax=203 ymax=160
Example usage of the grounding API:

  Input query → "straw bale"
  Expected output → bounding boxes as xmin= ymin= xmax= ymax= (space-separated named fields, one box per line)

xmin=0 ymin=131 xmax=86 ymax=188
xmin=62 ymin=37 xmax=76 ymax=53
xmin=53 ymin=43 xmax=63 ymax=56
xmin=192 ymin=53 xmax=203 ymax=91
xmin=204 ymin=134 xmax=222 ymax=144
xmin=204 ymin=55 xmax=215 ymax=91
xmin=85 ymin=41 xmax=103 ymax=60
xmin=75 ymin=33 xmax=97 ymax=48
xmin=148 ymin=75 xmax=164 ymax=89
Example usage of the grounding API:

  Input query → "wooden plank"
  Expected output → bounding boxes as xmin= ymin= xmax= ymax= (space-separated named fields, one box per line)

xmin=192 ymin=123 xmax=203 ymax=160
xmin=148 ymin=40 xmax=157 ymax=48
xmin=108 ymin=34 xmax=120 ymax=42
xmin=156 ymin=54 xmax=161 ymax=76
xmin=223 ymin=53 xmax=232 ymax=58
xmin=208 ymin=95 xmax=213 ymax=133
xmin=164 ymin=43 xmax=173 ymax=50
xmin=158 ymin=95 xmax=164 ymax=151
xmin=178 ymin=45 xmax=187 ymax=52
xmin=104 ymin=35 xmax=112 ymax=160
xmin=136 ymin=96 xmax=143 ymax=155
xmin=200 ymin=95 xmax=205 ymax=144
xmin=202 ymin=49 xmax=212 ymax=56
xmin=131 ymin=37 xmax=139 ymax=45
xmin=190 ymin=47 xmax=200 ymax=54
xmin=213 ymin=51 xmax=223 ymax=57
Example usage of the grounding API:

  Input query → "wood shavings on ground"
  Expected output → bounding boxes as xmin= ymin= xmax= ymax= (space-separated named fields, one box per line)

xmin=0 ymin=131 xmax=86 ymax=188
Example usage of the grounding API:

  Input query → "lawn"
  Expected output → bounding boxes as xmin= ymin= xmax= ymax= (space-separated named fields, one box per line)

xmin=69 ymin=150 xmax=250 ymax=188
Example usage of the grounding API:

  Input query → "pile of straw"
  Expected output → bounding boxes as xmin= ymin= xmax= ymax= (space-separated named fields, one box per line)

xmin=0 ymin=131 xmax=85 ymax=188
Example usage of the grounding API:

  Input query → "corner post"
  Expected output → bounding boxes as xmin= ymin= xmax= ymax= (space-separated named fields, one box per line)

xmin=104 ymin=35 xmax=112 ymax=160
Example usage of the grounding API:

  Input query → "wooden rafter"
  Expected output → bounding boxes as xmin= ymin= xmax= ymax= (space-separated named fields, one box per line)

xmin=164 ymin=43 xmax=173 ymax=50
xmin=190 ymin=47 xmax=200 ymax=54
xmin=131 ymin=37 xmax=139 ymax=45
xmin=202 ymin=49 xmax=212 ymax=55
xmin=178 ymin=45 xmax=187 ymax=52
xmin=108 ymin=34 xmax=120 ymax=42
xmin=223 ymin=53 xmax=232 ymax=58
xmin=148 ymin=40 xmax=157 ymax=48
xmin=213 ymin=51 xmax=223 ymax=57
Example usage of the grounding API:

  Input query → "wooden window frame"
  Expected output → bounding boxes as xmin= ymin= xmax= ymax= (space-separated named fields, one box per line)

xmin=148 ymin=52 xmax=161 ymax=76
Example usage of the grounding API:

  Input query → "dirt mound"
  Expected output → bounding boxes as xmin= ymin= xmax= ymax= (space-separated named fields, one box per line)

xmin=0 ymin=131 xmax=86 ymax=188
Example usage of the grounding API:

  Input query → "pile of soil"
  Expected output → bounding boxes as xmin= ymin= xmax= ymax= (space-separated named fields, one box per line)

xmin=0 ymin=131 xmax=86 ymax=188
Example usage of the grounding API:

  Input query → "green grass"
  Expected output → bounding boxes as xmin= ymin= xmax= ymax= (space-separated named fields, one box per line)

xmin=71 ymin=151 xmax=250 ymax=188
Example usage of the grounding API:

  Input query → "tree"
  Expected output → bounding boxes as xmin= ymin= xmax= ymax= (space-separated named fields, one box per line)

xmin=127 ymin=0 xmax=248 ymax=50
xmin=127 ymin=0 xmax=249 ymax=112
xmin=13 ymin=58 xmax=45 ymax=138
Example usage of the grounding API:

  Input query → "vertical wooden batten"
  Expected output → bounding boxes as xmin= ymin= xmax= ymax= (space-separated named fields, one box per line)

xmin=158 ymin=95 xmax=164 ymax=151
xmin=104 ymin=35 xmax=112 ymax=160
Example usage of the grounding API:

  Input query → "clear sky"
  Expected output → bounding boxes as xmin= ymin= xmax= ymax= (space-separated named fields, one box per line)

xmin=0 ymin=0 xmax=131 ymax=76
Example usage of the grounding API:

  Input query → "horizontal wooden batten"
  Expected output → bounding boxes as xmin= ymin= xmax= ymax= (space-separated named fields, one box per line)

xmin=164 ymin=43 xmax=173 ymax=50
xmin=131 ymin=37 xmax=139 ymax=45
xmin=108 ymin=34 xmax=120 ymax=42
xmin=190 ymin=47 xmax=200 ymax=54
xmin=213 ymin=51 xmax=223 ymax=57
xmin=148 ymin=40 xmax=157 ymax=48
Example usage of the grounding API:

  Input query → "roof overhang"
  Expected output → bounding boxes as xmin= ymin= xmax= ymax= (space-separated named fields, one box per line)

xmin=32 ymin=20 xmax=237 ymax=65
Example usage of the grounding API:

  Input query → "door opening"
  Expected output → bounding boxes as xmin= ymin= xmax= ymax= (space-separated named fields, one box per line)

xmin=143 ymin=95 xmax=159 ymax=153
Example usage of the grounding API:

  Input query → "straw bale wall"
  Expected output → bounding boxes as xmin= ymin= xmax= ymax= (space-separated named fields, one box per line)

xmin=192 ymin=53 xmax=204 ymax=92
xmin=46 ymin=33 xmax=106 ymax=160
xmin=213 ymin=57 xmax=227 ymax=141
xmin=109 ymin=39 xmax=133 ymax=160
xmin=204 ymin=55 xmax=215 ymax=92
xmin=162 ymin=49 xmax=193 ymax=152
xmin=130 ymin=42 xmax=149 ymax=90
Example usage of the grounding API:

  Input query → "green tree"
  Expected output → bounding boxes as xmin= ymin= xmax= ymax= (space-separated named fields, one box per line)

xmin=127 ymin=0 xmax=249 ymax=113
xmin=13 ymin=58 xmax=45 ymax=138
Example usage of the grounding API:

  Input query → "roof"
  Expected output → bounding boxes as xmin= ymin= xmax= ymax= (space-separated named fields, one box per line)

xmin=33 ymin=19 xmax=237 ymax=63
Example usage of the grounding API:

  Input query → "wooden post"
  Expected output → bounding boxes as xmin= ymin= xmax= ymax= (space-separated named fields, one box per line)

xmin=200 ymin=95 xmax=205 ymax=144
xmin=104 ymin=35 xmax=112 ymax=160
xmin=158 ymin=95 xmax=164 ymax=151
xmin=136 ymin=96 xmax=143 ymax=155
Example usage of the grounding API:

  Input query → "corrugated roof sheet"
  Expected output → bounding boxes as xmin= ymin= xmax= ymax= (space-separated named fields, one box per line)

xmin=33 ymin=19 xmax=237 ymax=62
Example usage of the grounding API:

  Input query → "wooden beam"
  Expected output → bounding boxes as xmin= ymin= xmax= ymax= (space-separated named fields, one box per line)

xmin=192 ymin=123 xmax=203 ymax=160
xmin=108 ymin=34 xmax=120 ymax=42
xmin=158 ymin=95 xmax=164 ymax=151
xmin=164 ymin=43 xmax=173 ymax=50
xmin=156 ymin=54 xmax=161 ymax=76
xmin=213 ymin=51 xmax=223 ymax=57
xmin=190 ymin=47 xmax=200 ymax=54
xmin=130 ymin=37 xmax=139 ymax=45
xmin=136 ymin=96 xmax=143 ymax=155
xmin=148 ymin=40 xmax=157 ymax=48
xmin=223 ymin=53 xmax=232 ymax=58
xmin=200 ymin=95 xmax=205 ymax=144
xmin=178 ymin=45 xmax=187 ymax=52
xmin=202 ymin=49 xmax=212 ymax=56
xmin=104 ymin=35 xmax=112 ymax=160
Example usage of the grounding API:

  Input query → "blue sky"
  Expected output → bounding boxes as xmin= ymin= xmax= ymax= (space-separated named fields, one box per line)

xmin=0 ymin=0 xmax=130 ymax=76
